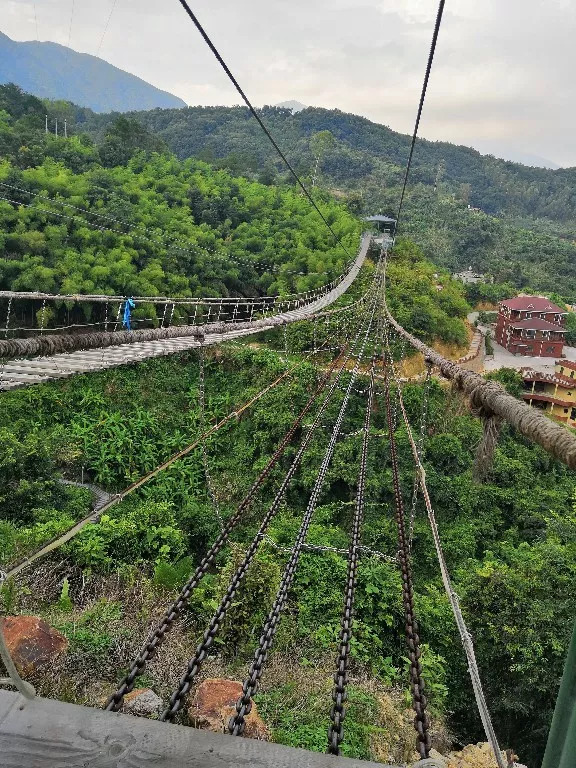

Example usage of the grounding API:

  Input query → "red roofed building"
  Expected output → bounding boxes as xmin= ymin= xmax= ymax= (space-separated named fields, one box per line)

xmin=495 ymin=296 xmax=567 ymax=357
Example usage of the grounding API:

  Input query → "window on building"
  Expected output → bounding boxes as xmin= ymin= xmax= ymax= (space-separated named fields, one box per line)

xmin=546 ymin=346 xmax=555 ymax=353
xmin=571 ymin=371 xmax=575 ymax=379
xmin=560 ymin=366 xmax=565 ymax=373
xmin=571 ymin=407 xmax=576 ymax=421
xmin=525 ymin=330 xmax=535 ymax=339
xmin=526 ymin=312 xmax=532 ymax=318
xmin=564 ymin=408 xmax=569 ymax=414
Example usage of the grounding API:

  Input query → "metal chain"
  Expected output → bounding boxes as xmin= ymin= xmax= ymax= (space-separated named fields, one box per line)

xmin=408 ymin=361 xmax=432 ymax=550
xmin=327 ymin=363 xmax=375 ymax=754
xmin=105 ymin=349 xmax=347 ymax=712
xmin=198 ymin=346 xmax=225 ymax=532
xmin=228 ymin=295 xmax=380 ymax=736
xmin=384 ymin=376 xmax=431 ymax=759
xmin=394 ymin=376 xmax=506 ymax=768
xmin=262 ymin=533 xmax=394 ymax=563
xmin=160 ymin=337 xmax=363 ymax=722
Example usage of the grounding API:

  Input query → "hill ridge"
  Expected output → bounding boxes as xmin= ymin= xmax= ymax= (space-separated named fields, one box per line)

xmin=0 ymin=30 xmax=186 ymax=113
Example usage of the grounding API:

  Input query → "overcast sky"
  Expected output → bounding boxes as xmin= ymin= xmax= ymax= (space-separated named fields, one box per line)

xmin=2 ymin=0 xmax=575 ymax=167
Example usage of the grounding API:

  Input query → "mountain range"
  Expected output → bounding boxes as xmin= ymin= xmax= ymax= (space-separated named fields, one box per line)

xmin=0 ymin=31 xmax=186 ymax=113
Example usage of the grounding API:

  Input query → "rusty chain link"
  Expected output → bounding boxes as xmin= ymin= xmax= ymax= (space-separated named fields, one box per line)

xmin=228 ymin=293 xmax=379 ymax=736
xmin=327 ymin=363 xmax=375 ymax=754
xmin=384 ymin=372 xmax=431 ymax=759
xmin=105 ymin=347 xmax=347 ymax=713
xmin=160 ymin=324 xmax=368 ymax=722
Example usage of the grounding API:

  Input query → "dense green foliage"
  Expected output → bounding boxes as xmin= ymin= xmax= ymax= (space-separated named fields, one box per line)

xmin=0 ymin=85 xmax=359 ymax=303
xmin=0 ymin=85 xmax=574 ymax=768
xmin=0 ymin=335 xmax=572 ymax=766
xmin=75 ymin=103 xmax=576 ymax=296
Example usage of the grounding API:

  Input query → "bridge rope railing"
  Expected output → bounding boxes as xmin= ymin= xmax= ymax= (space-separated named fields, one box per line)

xmin=0 ymin=235 xmax=370 ymax=363
xmin=382 ymin=254 xmax=576 ymax=471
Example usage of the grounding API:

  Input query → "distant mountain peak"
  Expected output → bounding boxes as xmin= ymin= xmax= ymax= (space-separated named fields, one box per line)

xmin=275 ymin=100 xmax=307 ymax=113
xmin=0 ymin=30 xmax=187 ymax=113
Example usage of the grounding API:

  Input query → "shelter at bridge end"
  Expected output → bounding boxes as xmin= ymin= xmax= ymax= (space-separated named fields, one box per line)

xmin=364 ymin=215 xmax=396 ymax=249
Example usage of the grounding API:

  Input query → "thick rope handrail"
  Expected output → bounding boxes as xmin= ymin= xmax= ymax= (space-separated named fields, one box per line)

xmin=0 ymin=236 xmax=369 ymax=363
xmin=382 ymin=258 xmax=576 ymax=470
xmin=392 ymin=366 xmax=506 ymax=768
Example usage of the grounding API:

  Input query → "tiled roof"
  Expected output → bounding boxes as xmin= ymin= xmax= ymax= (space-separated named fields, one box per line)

xmin=501 ymin=296 xmax=565 ymax=313
xmin=510 ymin=318 xmax=566 ymax=331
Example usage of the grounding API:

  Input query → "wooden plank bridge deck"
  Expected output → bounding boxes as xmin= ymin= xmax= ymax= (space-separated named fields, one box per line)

xmin=0 ymin=237 xmax=369 ymax=392
xmin=0 ymin=689 xmax=441 ymax=768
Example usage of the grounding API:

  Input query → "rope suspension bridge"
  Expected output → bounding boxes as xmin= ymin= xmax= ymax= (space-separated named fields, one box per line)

xmin=0 ymin=235 xmax=368 ymax=390
xmin=0 ymin=2 xmax=574 ymax=768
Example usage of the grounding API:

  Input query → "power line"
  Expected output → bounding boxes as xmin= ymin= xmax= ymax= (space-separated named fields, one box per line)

xmin=33 ymin=3 xmax=39 ymax=40
xmin=96 ymin=0 xmax=118 ymax=57
xmin=175 ymin=0 xmax=352 ymax=260
xmin=395 ymin=0 xmax=446 ymax=234
xmin=67 ymin=0 xmax=75 ymax=49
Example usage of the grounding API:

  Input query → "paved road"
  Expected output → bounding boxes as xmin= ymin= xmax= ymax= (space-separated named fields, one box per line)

xmin=484 ymin=340 xmax=576 ymax=373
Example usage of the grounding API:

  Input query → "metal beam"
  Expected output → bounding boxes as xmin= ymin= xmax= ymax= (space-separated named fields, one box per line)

xmin=0 ymin=690 xmax=419 ymax=768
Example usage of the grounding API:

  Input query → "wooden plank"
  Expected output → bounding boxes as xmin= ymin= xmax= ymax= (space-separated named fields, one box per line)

xmin=0 ymin=690 xmax=406 ymax=768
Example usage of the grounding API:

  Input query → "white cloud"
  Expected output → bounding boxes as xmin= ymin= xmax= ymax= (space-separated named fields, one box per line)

xmin=1 ymin=0 xmax=575 ymax=166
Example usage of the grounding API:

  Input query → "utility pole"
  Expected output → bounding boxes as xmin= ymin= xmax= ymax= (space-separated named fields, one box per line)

xmin=64 ymin=119 xmax=68 ymax=138
xmin=45 ymin=114 xmax=48 ymax=134
xmin=54 ymin=118 xmax=58 ymax=137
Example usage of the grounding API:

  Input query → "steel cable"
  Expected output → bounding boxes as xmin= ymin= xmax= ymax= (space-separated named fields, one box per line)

xmin=175 ymin=0 xmax=353 ymax=261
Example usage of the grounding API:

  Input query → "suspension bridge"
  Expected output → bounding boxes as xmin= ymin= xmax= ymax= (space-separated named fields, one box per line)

xmin=0 ymin=0 xmax=575 ymax=766
xmin=0 ymin=235 xmax=369 ymax=391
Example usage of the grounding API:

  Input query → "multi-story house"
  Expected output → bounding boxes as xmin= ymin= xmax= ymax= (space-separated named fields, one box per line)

xmin=495 ymin=296 xmax=566 ymax=357
xmin=522 ymin=360 xmax=576 ymax=426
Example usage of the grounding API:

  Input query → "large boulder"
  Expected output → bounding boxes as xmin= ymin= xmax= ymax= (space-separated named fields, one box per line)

xmin=122 ymin=687 xmax=163 ymax=718
xmin=0 ymin=615 xmax=67 ymax=674
xmin=189 ymin=678 xmax=268 ymax=739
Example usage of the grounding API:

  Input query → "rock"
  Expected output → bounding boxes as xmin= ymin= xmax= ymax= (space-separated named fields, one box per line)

xmin=189 ymin=678 xmax=268 ymax=740
xmin=441 ymin=742 xmax=523 ymax=768
xmin=0 ymin=615 xmax=67 ymax=674
xmin=122 ymin=687 xmax=163 ymax=718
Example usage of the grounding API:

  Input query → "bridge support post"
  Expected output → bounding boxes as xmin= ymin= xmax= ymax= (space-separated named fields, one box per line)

xmin=542 ymin=619 xmax=576 ymax=768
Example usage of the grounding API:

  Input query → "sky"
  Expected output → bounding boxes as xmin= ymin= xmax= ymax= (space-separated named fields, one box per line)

xmin=2 ymin=0 xmax=575 ymax=167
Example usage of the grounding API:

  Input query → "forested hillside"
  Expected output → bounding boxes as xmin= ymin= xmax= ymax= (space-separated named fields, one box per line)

xmin=79 ymin=104 xmax=576 ymax=224
xmin=76 ymin=104 xmax=576 ymax=296
xmin=0 ymin=81 xmax=575 ymax=768
xmin=0 ymin=85 xmax=358 ymax=300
